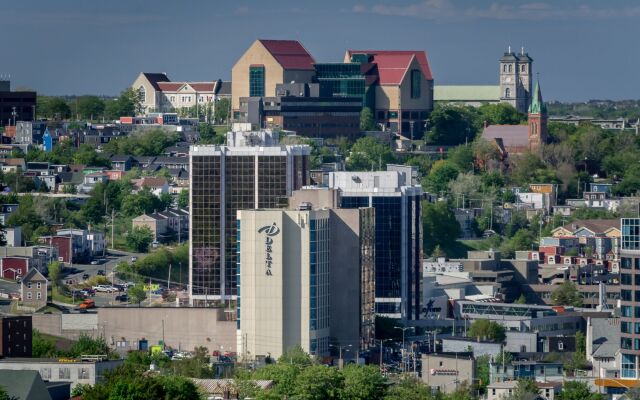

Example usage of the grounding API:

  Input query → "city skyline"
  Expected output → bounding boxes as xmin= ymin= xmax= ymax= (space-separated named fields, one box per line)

xmin=0 ymin=0 xmax=639 ymax=101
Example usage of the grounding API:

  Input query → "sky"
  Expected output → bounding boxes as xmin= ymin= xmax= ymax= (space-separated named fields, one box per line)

xmin=1 ymin=0 xmax=639 ymax=101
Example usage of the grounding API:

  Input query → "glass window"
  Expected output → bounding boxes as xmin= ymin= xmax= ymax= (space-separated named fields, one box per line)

xmin=622 ymin=306 xmax=632 ymax=317
xmin=59 ymin=367 xmax=70 ymax=379
xmin=249 ymin=66 xmax=265 ymax=97
xmin=411 ymin=70 xmax=421 ymax=99
xmin=622 ymin=354 xmax=636 ymax=378
xmin=622 ymin=289 xmax=632 ymax=301
xmin=505 ymin=88 xmax=511 ymax=98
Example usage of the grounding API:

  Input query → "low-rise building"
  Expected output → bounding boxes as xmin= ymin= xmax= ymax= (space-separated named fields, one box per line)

xmin=487 ymin=380 xmax=562 ymax=400
xmin=0 ymin=357 xmax=123 ymax=390
xmin=421 ymin=353 xmax=475 ymax=394
xmin=489 ymin=360 xmax=564 ymax=383
xmin=0 ymin=316 xmax=32 ymax=357
xmin=1 ymin=256 xmax=30 ymax=280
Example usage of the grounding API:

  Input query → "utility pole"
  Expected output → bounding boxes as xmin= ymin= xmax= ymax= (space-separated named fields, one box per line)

xmin=167 ymin=263 xmax=172 ymax=290
xmin=111 ymin=209 xmax=115 ymax=250
xmin=394 ymin=326 xmax=414 ymax=373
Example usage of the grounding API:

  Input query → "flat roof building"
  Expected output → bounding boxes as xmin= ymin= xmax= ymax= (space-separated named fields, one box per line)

xmin=327 ymin=169 xmax=422 ymax=320
xmin=237 ymin=196 xmax=375 ymax=358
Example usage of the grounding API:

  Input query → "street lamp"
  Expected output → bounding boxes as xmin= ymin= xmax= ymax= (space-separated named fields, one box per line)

xmin=329 ymin=344 xmax=352 ymax=369
xmin=375 ymin=339 xmax=394 ymax=373
xmin=394 ymin=326 xmax=415 ymax=372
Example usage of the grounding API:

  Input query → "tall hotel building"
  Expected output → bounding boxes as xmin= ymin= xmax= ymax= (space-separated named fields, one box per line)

xmin=236 ymin=202 xmax=375 ymax=359
xmin=189 ymin=133 xmax=310 ymax=304
xmin=327 ymin=168 xmax=422 ymax=320
xmin=620 ymin=218 xmax=640 ymax=379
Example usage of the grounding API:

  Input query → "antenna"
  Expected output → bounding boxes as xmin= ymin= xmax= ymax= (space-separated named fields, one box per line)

xmin=521 ymin=46 xmax=524 ymax=55
xmin=508 ymin=45 xmax=511 ymax=53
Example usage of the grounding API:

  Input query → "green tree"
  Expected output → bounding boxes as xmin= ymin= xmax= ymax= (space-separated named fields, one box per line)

xmin=48 ymin=261 xmax=63 ymax=291
xmin=178 ymin=190 xmax=189 ymax=208
xmin=278 ymin=345 xmax=313 ymax=367
xmin=425 ymin=160 xmax=459 ymax=194
xmin=171 ymin=346 xmax=212 ymax=378
xmin=475 ymin=355 xmax=490 ymax=394
xmin=500 ymin=228 xmax=536 ymax=258
xmin=126 ymin=226 xmax=154 ymax=252
xmin=346 ymin=137 xmax=395 ymax=171
xmin=253 ymin=363 xmax=301 ymax=397
xmin=67 ymin=334 xmax=110 ymax=357
xmin=214 ymin=97 xmax=231 ymax=124
xmin=38 ymin=96 xmax=71 ymax=119
xmin=478 ymin=103 xmax=525 ymax=125
xmin=76 ymin=96 xmax=106 ymax=120
xmin=384 ymin=377 xmax=431 ymax=400
xmin=340 ymin=364 xmax=386 ymax=400
xmin=422 ymin=201 xmax=461 ymax=255
xmin=104 ymin=87 xmax=145 ymax=119
xmin=293 ymin=364 xmax=344 ymax=400
xmin=32 ymin=329 xmax=56 ymax=357
xmin=128 ymin=284 xmax=147 ymax=306
xmin=121 ymin=188 xmax=163 ymax=217
xmin=551 ymin=281 xmax=582 ymax=307
xmin=467 ymin=319 xmax=506 ymax=342
xmin=505 ymin=379 xmax=538 ymax=400
xmin=557 ymin=381 xmax=605 ymax=400
xmin=447 ymin=145 xmax=475 ymax=173
xmin=427 ymin=105 xmax=476 ymax=145
xmin=72 ymin=144 xmax=111 ymax=167
xmin=360 ymin=107 xmax=377 ymax=131
xmin=448 ymin=172 xmax=483 ymax=208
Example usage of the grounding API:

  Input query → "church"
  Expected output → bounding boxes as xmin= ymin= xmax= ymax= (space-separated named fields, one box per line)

xmin=481 ymin=80 xmax=548 ymax=155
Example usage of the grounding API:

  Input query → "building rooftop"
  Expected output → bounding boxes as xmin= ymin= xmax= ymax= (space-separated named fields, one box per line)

xmin=347 ymin=49 xmax=434 ymax=82
xmin=141 ymin=72 xmax=170 ymax=91
xmin=482 ymin=125 xmax=529 ymax=149
xmin=259 ymin=39 xmax=316 ymax=70
xmin=434 ymin=85 xmax=500 ymax=102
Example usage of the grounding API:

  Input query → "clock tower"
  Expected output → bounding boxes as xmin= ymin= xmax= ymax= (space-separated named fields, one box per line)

xmin=499 ymin=47 xmax=532 ymax=113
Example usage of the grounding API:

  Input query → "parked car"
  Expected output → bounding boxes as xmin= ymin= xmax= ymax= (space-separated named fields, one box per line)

xmin=93 ymin=285 xmax=116 ymax=293
xmin=97 ymin=270 xmax=105 ymax=276
xmin=115 ymin=294 xmax=128 ymax=302
xmin=131 ymin=256 xmax=137 ymax=262
xmin=113 ymin=284 xmax=126 ymax=292
xmin=82 ymin=273 xmax=90 ymax=280
xmin=80 ymin=289 xmax=95 ymax=297
xmin=79 ymin=299 xmax=95 ymax=309
xmin=90 ymin=260 xmax=99 ymax=265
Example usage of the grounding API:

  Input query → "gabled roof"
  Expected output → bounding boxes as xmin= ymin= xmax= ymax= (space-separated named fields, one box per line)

xmin=347 ymin=49 xmax=434 ymax=83
xmin=258 ymin=40 xmax=316 ymax=70
xmin=189 ymin=82 xmax=216 ymax=92
xmin=141 ymin=73 xmax=171 ymax=91
xmin=562 ymin=219 xmax=620 ymax=236
xmin=215 ymin=80 xmax=232 ymax=95
xmin=110 ymin=155 xmax=134 ymax=162
xmin=157 ymin=82 xmax=183 ymax=92
xmin=22 ymin=268 xmax=47 ymax=282
xmin=134 ymin=177 xmax=168 ymax=188
xmin=482 ymin=125 xmax=529 ymax=149
xmin=0 ymin=370 xmax=52 ymax=400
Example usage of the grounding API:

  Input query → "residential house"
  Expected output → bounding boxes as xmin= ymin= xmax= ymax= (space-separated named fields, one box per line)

xmin=190 ymin=379 xmax=274 ymax=400
xmin=20 ymin=268 xmax=48 ymax=308
xmin=169 ymin=168 xmax=189 ymax=187
xmin=5 ymin=226 xmax=22 ymax=246
xmin=0 ymin=246 xmax=57 ymax=274
xmin=0 ymin=158 xmax=25 ymax=173
xmin=131 ymin=208 xmax=188 ymax=243
xmin=0 ymin=203 xmax=19 ymax=224
xmin=105 ymin=170 xmax=125 ymax=180
xmin=487 ymin=380 xmax=562 ymax=400
xmin=132 ymin=156 xmax=156 ymax=169
xmin=132 ymin=177 xmax=169 ymax=196
xmin=109 ymin=155 xmax=134 ymax=171
xmin=57 ymin=171 xmax=84 ymax=193
xmin=150 ymin=156 xmax=188 ymax=171
xmin=1 ymin=256 xmax=29 ymax=280
xmin=162 ymin=145 xmax=189 ymax=157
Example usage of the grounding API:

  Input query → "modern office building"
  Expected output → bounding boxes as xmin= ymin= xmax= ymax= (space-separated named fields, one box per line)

xmin=239 ymin=82 xmax=361 ymax=138
xmin=327 ymin=168 xmax=423 ymax=320
xmin=236 ymin=202 xmax=375 ymax=359
xmin=620 ymin=218 xmax=640 ymax=380
xmin=189 ymin=131 xmax=310 ymax=304
xmin=0 ymin=79 xmax=36 ymax=125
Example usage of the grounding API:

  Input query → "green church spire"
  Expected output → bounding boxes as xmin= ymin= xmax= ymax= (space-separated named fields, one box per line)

xmin=528 ymin=79 xmax=547 ymax=114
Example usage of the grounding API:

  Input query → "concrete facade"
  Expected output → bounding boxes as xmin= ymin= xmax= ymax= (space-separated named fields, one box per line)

xmin=421 ymin=353 xmax=475 ymax=394
xmin=237 ymin=209 xmax=331 ymax=359
xmin=31 ymin=308 xmax=237 ymax=354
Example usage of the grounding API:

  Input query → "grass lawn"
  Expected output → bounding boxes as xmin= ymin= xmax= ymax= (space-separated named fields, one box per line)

xmin=213 ymin=125 xmax=228 ymax=135
xmin=50 ymin=286 xmax=81 ymax=305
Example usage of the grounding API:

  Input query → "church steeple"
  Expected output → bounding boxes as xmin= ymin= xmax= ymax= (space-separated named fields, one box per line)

xmin=527 ymin=78 xmax=547 ymax=152
xmin=528 ymin=79 xmax=546 ymax=115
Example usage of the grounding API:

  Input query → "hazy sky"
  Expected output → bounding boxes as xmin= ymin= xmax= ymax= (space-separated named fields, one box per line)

xmin=1 ymin=0 xmax=638 ymax=101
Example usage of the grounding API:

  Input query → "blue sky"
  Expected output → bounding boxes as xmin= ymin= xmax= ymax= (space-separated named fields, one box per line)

xmin=1 ymin=0 xmax=638 ymax=101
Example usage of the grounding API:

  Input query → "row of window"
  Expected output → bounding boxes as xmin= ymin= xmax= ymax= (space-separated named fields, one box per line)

xmin=502 ymin=63 xmax=528 ymax=73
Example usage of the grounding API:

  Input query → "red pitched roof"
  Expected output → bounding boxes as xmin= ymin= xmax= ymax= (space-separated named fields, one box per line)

xmin=258 ymin=40 xmax=316 ymax=70
xmin=157 ymin=82 xmax=183 ymax=91
xmin=189 ymin=83 xmax=216 ymax=92
xmin=347 ymin=50 xmax=434 ymax=84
